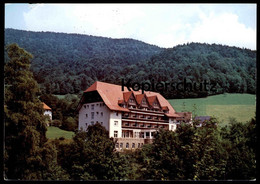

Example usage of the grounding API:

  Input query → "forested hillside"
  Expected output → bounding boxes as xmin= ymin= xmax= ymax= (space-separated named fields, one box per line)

xmin=126 ymin=43 xmax=256 ymax=98
xmin=4 ymin=29 xmax=256 ymax=98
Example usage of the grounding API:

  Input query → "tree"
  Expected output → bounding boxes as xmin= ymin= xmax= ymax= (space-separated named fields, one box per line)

xmin=62 ymin=117 xmax=77 ymax=131
xmin=222 ymin=119 xmax=256 ymax=180
xmin=4 ymin=43 xmax=67 ymax=180
xmin=59 ymin=123 xmax=130 ymax=180
xmin=139 ymin=125 xmax=198 ymax=180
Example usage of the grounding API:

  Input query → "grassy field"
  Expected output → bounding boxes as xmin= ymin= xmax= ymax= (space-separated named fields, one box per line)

xmin=46 ymin=126 xmax=75 ymax=139
xmin=168 ymin=93 xmax=256 ymax=126
xmin=54 ymin=94 xmax=78 ymax=99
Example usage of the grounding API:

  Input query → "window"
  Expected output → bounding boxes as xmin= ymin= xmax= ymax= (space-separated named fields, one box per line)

xmin=101 ymin=112 xmax=103 ymax=116
xmin=154 ymin=101 xmax=158 ymax=106
xmin=146 ymin=132 xmax=150 ymax=137
xmin=91 ymin=121 xmax=94 ymax=125
xmin=84 ymin=105 xmax=86 ymax=109
xmin=87 ymin=105 xmax=89 ymax=108
xmin=126 ymin=143 xmax=129 ymax=149
xmin=138 ymin=143 xmax=140 ymax=148
xmin=115 ymin=143 xmax=119 ymax=148
xmin=114 ymin=131 xmax=118 ymax=138
xmin=120 ymin=143 xmax=123 ymax=148
xmin=101 ymin=122 xmax=103 ymax=125
xmin=96 ymin=112 xmax=99 ymax=115
xmin=91 ymin=104 xmax=94 ymax=110
xmin=140 ymin=132 xmax=144 ymax=138
xmin=116 ymin=112 xmax=119 ymax=116
xmin=86 ymin=114 xmax=88 ymax=118
xmin=91 ymin=112 xmax=94 ymax=119
xmin=85 ymin=123 xmax=88 ymax=126
xmin=132 ymin=143 xmax=135 ymax=148
xmin=114 ymin=121 xmax=118 ymax=126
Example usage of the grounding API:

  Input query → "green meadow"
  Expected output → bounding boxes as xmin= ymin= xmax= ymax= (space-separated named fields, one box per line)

xmin=46 ymin=126 xmax=75 ymax=139
xmin=168 ymin=93 xmax=256 ymax=126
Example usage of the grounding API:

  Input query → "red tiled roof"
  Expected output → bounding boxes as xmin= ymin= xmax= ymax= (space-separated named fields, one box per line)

xmin=162 ymin=106 xmax=169 ymax=110
xmin=176 ymin=112 xmax=192 ymax=121
xmin=42 ymin=102 xmax=51 ymax=110
xmin=83 ymin=81 xmax=178 ymax=116
xmin=123 ymin=91 xmax=133 ymax=103
xmin=146 ymin=95 xmax=159 ymax=107
xmin=135 ymin=94 xmax=145 ymax=104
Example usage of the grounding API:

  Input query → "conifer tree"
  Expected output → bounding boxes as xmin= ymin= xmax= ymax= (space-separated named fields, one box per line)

xmin=4 ymin=43 xmax=67 ymax=180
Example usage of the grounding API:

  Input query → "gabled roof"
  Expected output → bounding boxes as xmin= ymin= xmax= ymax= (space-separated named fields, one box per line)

xmin=42 ymin=102 xmax=51 ymax=110
xmin=162 ymin=106 xmax=169 ymax=110
xmin=81 ymin=81 xmax=178 ymax=116
xmin=147 ymin=95 xmax=161 ymax=108
xmin=84 ymin=81 xmax=129 ymax=112
xmin=123 ymin=91 xmax=134 ymax=103
xmin=135 ymin=94 xmax=145 ymax=105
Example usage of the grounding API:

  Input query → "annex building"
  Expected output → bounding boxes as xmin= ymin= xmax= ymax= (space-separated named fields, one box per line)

xmin=77 ymin=81 xmax=192 ymax=150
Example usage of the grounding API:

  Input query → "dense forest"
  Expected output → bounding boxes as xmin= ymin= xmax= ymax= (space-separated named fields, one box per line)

xmin=4 ymin=28 xmax=256 ymax=98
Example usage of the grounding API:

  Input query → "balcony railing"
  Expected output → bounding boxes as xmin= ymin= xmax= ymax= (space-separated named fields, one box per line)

xmin=122 ymin=123 xmax=168 ymax=130
xmin=122 ymin=115 xmax=168 ymax=123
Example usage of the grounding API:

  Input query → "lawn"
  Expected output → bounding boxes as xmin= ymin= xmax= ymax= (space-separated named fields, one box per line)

xmin=46 ymin=126 xmax=75 ymax=139
xmin=168 ymin=93 xmax=256 ymax=126
xmin=54 ymin=94 xmax=78 ymax=99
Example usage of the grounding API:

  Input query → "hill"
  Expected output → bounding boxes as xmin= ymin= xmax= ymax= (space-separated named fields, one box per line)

xmin=121 ymin=42 xmax=256 ymax=98
xmin=168 ymin=93 xmax=256 ymax=125
xmin=4 ymin=28 xmax=163 ymax=94
xmin=4 ymin=29 xmax=256 ymax=98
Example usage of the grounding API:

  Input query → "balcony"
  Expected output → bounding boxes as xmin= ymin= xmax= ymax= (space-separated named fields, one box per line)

xmin=122 ymin=122 xmax=168 ymax=130
xmin=122 ymin=115 xmax=168 ymax=123
xmin=130 ymin=108 xmax=164 ymax=114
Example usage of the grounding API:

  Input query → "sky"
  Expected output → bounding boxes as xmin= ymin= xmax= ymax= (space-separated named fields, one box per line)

xmin=5 ymin=3 xmax=257 ymax=50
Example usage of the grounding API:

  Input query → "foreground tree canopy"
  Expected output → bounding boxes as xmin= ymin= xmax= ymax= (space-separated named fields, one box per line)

xmin=4 ymin=44 xmax=68 ymax=180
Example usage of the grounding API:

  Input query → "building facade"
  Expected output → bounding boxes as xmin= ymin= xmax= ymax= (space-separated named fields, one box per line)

xmin=43 ymin=102 xmax=52 ymax=126
xmin=77 ymin=81 xmax=192 ymax=150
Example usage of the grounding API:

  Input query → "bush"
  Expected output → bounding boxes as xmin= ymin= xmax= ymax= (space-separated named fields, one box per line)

xmin=51 ymin=119 xmax=62 ymax=127
xmin=61 ymin=117 xmax=77 ymax=131
xmin=59 ymin=136 xmax=65 ymax=141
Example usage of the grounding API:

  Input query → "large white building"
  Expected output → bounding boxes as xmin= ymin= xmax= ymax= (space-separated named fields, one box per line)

xmin=77 ymin=81 xmax=192 ymax=150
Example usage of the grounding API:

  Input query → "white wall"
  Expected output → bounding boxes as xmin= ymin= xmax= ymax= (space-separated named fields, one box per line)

xmin=78 ymin=102 xmax=111 ymax=131
xmin=44 ymin=110 xmax=52 ymax=120
xmin=169 ymin=118 xmax=177 ymax=131
xmin=109 ymin=111 xmax=122 ymax=138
